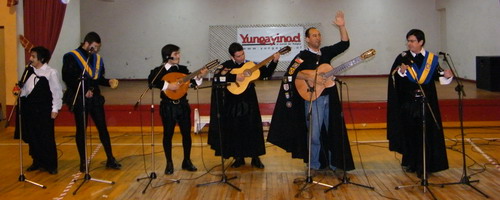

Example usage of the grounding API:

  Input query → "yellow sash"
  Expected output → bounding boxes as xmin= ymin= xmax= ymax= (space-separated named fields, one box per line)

xmin=407 ymin=52 xmax=435 ymax=84
xmin=70 ymin=50 xmax=101 ymax=80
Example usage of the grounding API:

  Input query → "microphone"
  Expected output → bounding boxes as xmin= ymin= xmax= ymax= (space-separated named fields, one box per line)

xmin=88 ymin=46 xmax=95 ymax=54
xmin=438 ymin=51 xmax=447 ymax=56
xmin=18 ymin=62 xmax=33 ymax=88
xmin=400 ymin=52 xmax=414 ymax=65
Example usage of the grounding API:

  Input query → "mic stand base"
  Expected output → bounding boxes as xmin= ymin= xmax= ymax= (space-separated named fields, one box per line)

xmin=18 ymin=174 xmax=46 ymax=189
xmin=72 ymin=172 xmax=114 ymax=195
xmin=440 ymin=175 xmax=489 ymax=198
xmin=136 ymin=172 xmax=157 ymax=194
xmin=294 ymin=174 xmax=333 ymax=197
xmin=325 ymin=172 xmax=374 ymax=192
xmin=196 ymin=174 xmax=241 ymax=192
xmin=395 ymin=178 xmax=438 ymax=200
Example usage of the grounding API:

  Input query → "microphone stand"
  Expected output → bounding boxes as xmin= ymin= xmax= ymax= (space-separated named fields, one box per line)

xmin=395 ymin=66 xmax=440 ymax=200
xmin=325 ymin=79 xmax=374 ymax=192
xmin=294 ymin=68 xmax=333 ymax=198
xmin=196 ymin=81 xmax=241 ymax=191
xmin=72 ymin=50 xmax=114 ymax=195
xmin=15 ymin=65 xmax=46 ymax=189
xmin=438 ymin=53 xmax=489 ymax=198
xmin=136 ymin=64 xmax=179 ymax=194
xmin=5 ymin=63 xmax=32 ymax=128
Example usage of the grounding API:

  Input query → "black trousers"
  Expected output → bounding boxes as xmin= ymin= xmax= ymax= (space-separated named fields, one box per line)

xmin=159 ymin=100 xmax=192 ymax=163
xmin=72 ymin=95 xmax=115 ymax=164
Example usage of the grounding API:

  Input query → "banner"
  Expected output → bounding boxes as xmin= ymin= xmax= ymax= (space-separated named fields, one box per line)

xmin=237 ymin=27 xmax=303 ymax=62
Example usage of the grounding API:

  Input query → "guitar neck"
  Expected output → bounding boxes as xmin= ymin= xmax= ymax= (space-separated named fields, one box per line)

xmin=179 ymin=60 xmax=218 ymax=83
xmin=250 ymin=55 xmax=275 ymax=72
xmin=324 ymin=56 xmax=363 ymax=77
xmin=181 ymin=68 xmax=203 ymax=83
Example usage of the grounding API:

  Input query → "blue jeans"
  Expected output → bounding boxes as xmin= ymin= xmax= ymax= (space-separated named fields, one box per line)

xmin=304 ymin=95 xmax=329 ymax=169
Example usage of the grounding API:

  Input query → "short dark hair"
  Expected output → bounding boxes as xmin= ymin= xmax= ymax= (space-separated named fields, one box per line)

xmin=30 ymin=46 xmax=51 ymax=64
xmin=161 ymin=44 xmax=180 ymax=62
xmin=228 ymin=42 xmax=243 ymax=57
xmin=406 ymin=29 xmax=425 ymax=46
xmin=83 ymin=31 xmax=101 ymax=44
xmin=305 ymin=27 xmax=317 ymax=38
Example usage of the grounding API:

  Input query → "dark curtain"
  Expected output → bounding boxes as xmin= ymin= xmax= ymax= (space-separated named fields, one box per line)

xmin=23 ymin=0 xmax=66 ymax=62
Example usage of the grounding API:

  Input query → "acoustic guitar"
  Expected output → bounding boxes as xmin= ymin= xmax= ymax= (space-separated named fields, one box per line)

xmin=162 ymin=59 xmax=219 ymax=100
xmin=227 ymin=46 xmax=291 ymax=95
xmin=295 ymin=49 xmax=376 ymax=101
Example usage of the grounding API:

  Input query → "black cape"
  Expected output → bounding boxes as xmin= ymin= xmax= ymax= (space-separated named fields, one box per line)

xmin=267 ymin=41 xmax=355 ymax=171
xmin=386 ymin=50 xmax=449 ymax=173
xmin=15 ymin=76 xmax=58 ymax=171
xmin=208 ymin=59 xmax=277 ymax=158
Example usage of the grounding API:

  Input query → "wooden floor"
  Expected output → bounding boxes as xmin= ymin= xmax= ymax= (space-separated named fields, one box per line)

xmin=0 ymin=126 xmax=498 ymax=199
xmin=0 ymin=77 xmax=499 ymax=199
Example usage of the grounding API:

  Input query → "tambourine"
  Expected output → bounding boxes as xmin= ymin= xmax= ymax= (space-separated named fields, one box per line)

xmin=110 ymin=79 xmax=119 ymax=89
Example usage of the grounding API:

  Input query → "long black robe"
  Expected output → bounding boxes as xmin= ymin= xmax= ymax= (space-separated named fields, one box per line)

xmin=387 ymin=50 xmax=449 ymax=173
xmin=19 ymin=76 xmax=58 ymax=171
xmin=208 ymin=59 xmax=277 ymax=158
xmin=267 ymin=41 xmax=355 ymax=171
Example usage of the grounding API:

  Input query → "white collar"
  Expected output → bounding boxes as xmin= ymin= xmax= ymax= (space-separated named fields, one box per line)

xmin=306 ymin=47 xmax=321 ymax=56
xmin=410 ymin=48 xmax=426 ymax=57
xmin=164 ymin=63 xmax=177 ymax=70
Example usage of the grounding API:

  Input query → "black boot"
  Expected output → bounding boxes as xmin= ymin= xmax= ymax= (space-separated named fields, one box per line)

xmin=182 ymin=159 xmax=197 ymax=171
xmin=26 ymin=163 xmax=40 ymax=172
xmin=231 ymin=157 xmax=245 ymax=168
xmin=165 ymin=161 xmax=174 ymax=175
xmin=106 ymin=158 xmax=122 ymax=169
xmin=251 ymin=157 xmax=265 ymax=168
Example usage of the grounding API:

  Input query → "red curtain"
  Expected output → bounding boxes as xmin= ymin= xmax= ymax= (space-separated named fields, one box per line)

xmin=23 ymin=0 xmax=66 ymax=62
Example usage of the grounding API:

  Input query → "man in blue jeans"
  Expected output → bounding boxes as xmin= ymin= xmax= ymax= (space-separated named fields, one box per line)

xmin=268 ymin=11 xmax=355 ymax=171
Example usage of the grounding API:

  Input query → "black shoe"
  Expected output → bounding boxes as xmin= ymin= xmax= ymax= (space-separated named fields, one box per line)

xmin=26 ymin=164 xmax=40 ymax=172
xmin=165 ymin=162 xmax=174 ymax=175
xmin=79 ymin=163 xmax=86 ymax=172
xmin=251 ymin=157 xmax=265 ymax=169
xmin=106 ymin=159 xmax=122 ymax=170
xmin=231 ymin=157 xmax=245 ymax=168
xmin=182 ymin=159 xmax=197 ymax=171
xmin=403 ymin=166 xmax=416 ymax=173
xmin=48 ymin=169 xmax=58 ymax=175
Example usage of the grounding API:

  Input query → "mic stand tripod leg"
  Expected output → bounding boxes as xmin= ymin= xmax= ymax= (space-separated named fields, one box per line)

xmin=437 ymin=55 xmax=489 ymax=198
xmin=72 ymin=73 xmax=114 ymax=195
xmin=394 ymin=96 xmax=437 ymax=200
xmin=196 ymin=84 xmax=240 ymax=192
xmin=135 ymin=87 xmax=179 ymax=194
xmin=195 ymin=158 xmax=241 ymax=192
xmin=16 ymin=96 xmax=46 ymax=189
xmin=324 ymin=82 xmax=374 ymax=193
xmin=295 ymin=93 xmax=333 ymax=198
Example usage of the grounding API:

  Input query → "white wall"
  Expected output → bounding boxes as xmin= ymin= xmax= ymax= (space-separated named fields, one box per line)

xmin=437 ymin=0 xmax=500 ymax=80
xmin=51 ymin=0 xmax=81 ymax=89
xmin=72 ymin=0 xmax=499 ymax=80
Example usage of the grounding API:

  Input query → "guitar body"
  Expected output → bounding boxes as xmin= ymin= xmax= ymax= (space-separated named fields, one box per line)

xmin=162 ymin=72 xmax=190 ymax=100
xmin=295 ymin=64 xmax=336 ymax=101
xmin=227 ymin=61 xmax=261 ymax=95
